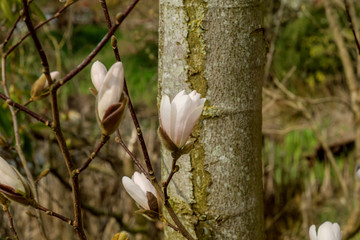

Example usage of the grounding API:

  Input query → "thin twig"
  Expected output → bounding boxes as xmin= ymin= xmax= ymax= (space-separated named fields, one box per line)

xmin=1 ymin=6 xmax=50 ymax=239
xmin=2 ymin=15 xmax=22 ymax=49
xmin=99 ymin=0 xmax=155 ymax=177
xmin=164 ymin=204 xmax=195 ymax=240
xmin=35 ymin=204 xmax=74 ymax=226
xmin=0 ymin=92 xmax=51 ymax=125
xmin=344 ymin=0 xmax=360 ymax=54
xmin=4 ymin=1 xmax=77 ymax=58
xmin=162 ymin=217 xmax=181 ymax=233
xmin=5 ymin=209 xmax=19 ymax=240
xmin=163 ymin=153 xmax=180 ymax=203
xmin=115 ymin=130 xmax=148 ymax=178
xmin=74 ymin=135 xmax=110 ymax=175
xmin=20 ymin=0 xmax=86 ymax=238
xmin=53 ymin=0 xmax=140 ymax=91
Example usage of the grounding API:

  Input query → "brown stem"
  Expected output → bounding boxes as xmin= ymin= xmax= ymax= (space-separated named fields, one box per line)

xmin=115 ymin=130 xmax=148 ymax=178
xmin=163 ymin=154 xmax=180 ymax=203
xmin=20 ymin=1 xmax=86 ymax=238
xmin=4 ymin=1 xmax=77 ymax=58
xmin=0 ymin=92 xmax=50 ymax=125
xmin=164 ymin=204 xmax=195 ymax=240
xmin=5 ymin=209 xmax=19 ymax=240
xmin=35 ymin=204 xmax=74 ymax=226
xmin=344 ymin=0 xmax=360 ymax=54
xmin=162 ymin=216 xmax=181 ymax=233
xmin=74 ymin=135 xmax=110 ymax=175
xmin=53 ymin=0 xmax=140 ymax=91
xmin=2 ymin=14 xmax=22 ymax=49
xmin=99 ymin=0 xmax=155 ymax=177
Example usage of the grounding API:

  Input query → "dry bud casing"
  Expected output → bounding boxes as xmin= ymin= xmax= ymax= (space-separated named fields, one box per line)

xmin=30 ymin=71 xmax=59 ymax=100
xmin=112 ymin=232 xmax=130 ymax=240
xmin=0 ymin=156 xmax=34 ymax=205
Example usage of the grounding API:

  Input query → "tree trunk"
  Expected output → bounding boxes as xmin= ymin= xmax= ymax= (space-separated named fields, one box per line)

xmin=158 ymin=1 xmax=265 ymax=239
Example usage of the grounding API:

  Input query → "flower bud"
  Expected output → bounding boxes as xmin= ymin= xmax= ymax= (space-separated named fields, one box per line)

xmin=159 ymin=90 xmax=206 ymax=151
xmin=309 ymin=221 xmax=342 ymax=240
xmin=122 ymin=172 xmax=161 ymax=219
xmin=31 ymin=71 xmax=59 ymax=100
xmin=91 ymin=60 xmax=107 ymax=94
xmin=112 ymin=232 xmax=130 ymax=240
xmin=91 ymin=61 xmax=126 ymax=135
xmin=0 ymin=156 xmax=34 ymax=205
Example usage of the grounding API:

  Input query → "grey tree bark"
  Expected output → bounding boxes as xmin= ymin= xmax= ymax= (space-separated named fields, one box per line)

xmin=158 ymin=0 xmax=265 ymax=239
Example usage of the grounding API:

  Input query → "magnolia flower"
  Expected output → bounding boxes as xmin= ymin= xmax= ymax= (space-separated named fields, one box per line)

xmin=159 ymin=90 xmax=206 ymax=151
xmin=31 ymin=71 xmax=60 ymax=100
xmin=309 ymin=221 xmax=342 ymax=240
xmin=91 ymin=61 xmax=127 ymax=135
xmin=357 ymin=166 xmax=360 ymax=180
xmin=0 ymin=156 xmax=33 ymax=205
xmin=122 ymin=172 xmax=159 ymax=213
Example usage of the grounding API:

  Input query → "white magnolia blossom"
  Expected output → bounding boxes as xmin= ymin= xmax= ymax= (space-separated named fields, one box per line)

xmin=91 ymin=61 xmax=107 ymax=92
xmin=160 ymin=90 xmax=206 ymax=149
xmin=0 ymin=156 xmax=25 ymax=196
xmin=122 ymin=172 xmax=157 ymax=210
xmin=92 ymin=61 xmax=124 ymax=121
xmin=309 ymin=221 xmax=342 ymax=240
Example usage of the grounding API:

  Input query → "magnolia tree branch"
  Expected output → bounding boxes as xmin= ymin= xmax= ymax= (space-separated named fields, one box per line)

xmin=20 ymin=0 xmax=87 ymax=239
xmin=52 ymin=0 xmax=140 ymax=91
xmin=115 ymin=131 xmax=148 ymax=177
xmin=4 ymin=1 xmax=77 ymax=58
xmin=5 ymin=209 xmax=19 ymax=240
xmin=74 ymin=135 xmax=110 ymax=175
xmin=344 ymin=0 xmax=360 ymax=54
xmin=0 ymin=93 xmax=50 ymax=125
xmin=99 ymin=0 xmax=155 ymax=178
xmin=34 ymin=204 xmax=74 ymax=226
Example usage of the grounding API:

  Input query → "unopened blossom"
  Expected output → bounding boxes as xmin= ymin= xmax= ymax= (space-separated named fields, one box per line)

xmin=122 ymin=172 xmax=158 ymax=212
xmin=91 ymin=60 xmax=107 ymax=92
xmin=0 ymin=156 xmax=33 ymax=205
xmin=159 ymin=90 xmax=206 ymax=150
xmin=309 ymin=221 xmax=342 ymax=240
xmin=91 ymin=61 xmax=127 ymax=135
xmin=31 ymin=71 xmax=59 ymax=100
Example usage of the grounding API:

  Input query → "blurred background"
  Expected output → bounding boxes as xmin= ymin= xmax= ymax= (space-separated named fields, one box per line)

xmin=0 ymin=0 xmax=359 ymax=239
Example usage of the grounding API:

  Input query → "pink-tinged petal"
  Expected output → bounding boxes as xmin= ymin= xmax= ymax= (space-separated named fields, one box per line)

xmin=91 ymin=61 xmax=107 ymax=91
xmin=172 ymin=90 xmax=186 ymax=103
xmin=97 ymin=62 xmax=124 ymax=120
xmin=171 ymin=95 xmax=192 ymax=146
xmin=189 ymin=90 xmax=200 ymax=103
xmin=132 ymin=172 xmax=156 ymax=197
xmin=318 ymin=222 xmax=337 ymax=240
xmin=178 ymin=104 xmax=204 ymax=147
xmin=122 ymin=176 xmax=149 ymax=210
xmin=309 ymin=225 xmax=318 ymax=240
xmin=160 ymin=95 xmax=171 ymax=137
